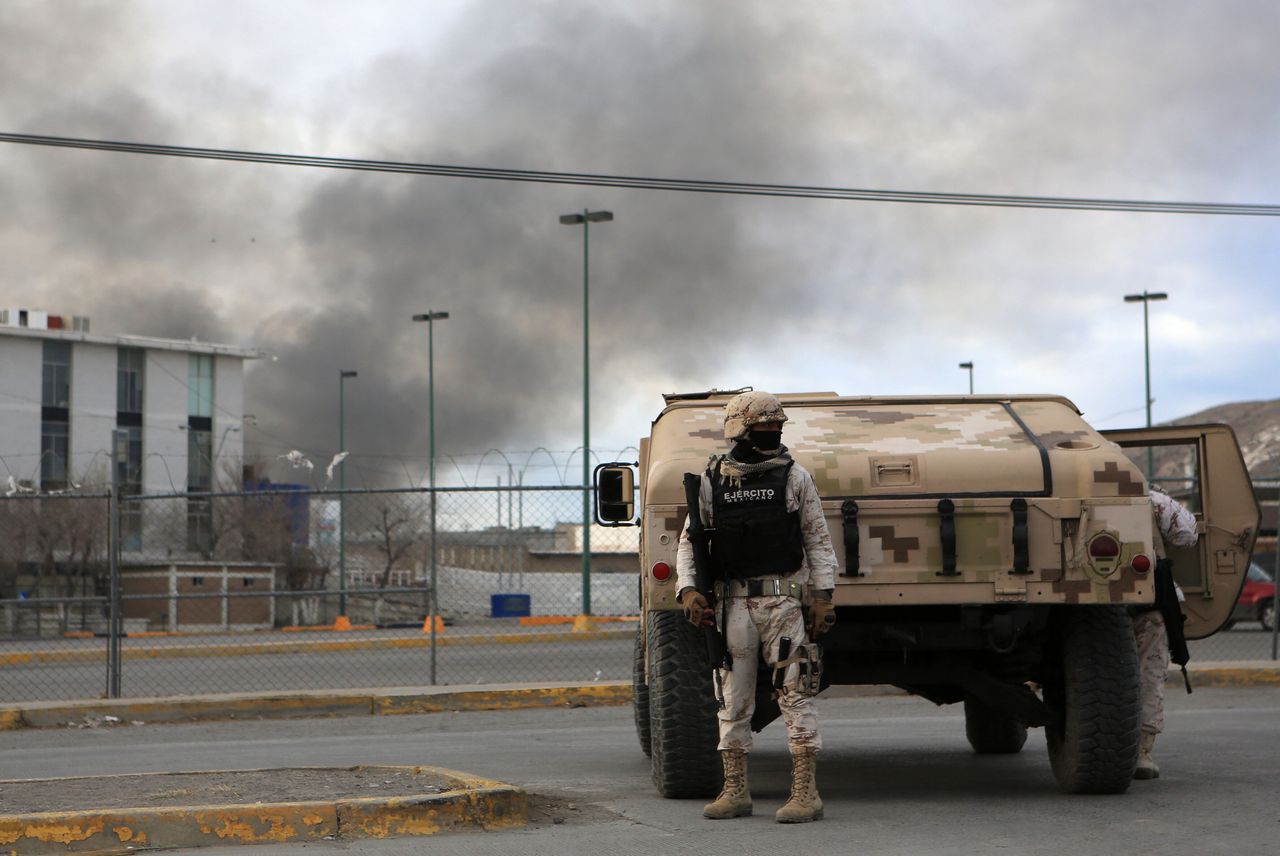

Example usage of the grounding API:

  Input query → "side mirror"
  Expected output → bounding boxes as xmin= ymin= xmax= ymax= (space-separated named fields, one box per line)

xmin=594 ymin=463 xmax=638 ymax=526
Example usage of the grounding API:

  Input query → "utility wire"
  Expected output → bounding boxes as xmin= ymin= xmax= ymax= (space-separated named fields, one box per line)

xmin=3 ymin=132 xmax=1279 ymax=216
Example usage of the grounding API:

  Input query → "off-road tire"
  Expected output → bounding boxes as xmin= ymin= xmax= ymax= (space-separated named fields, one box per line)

xmin=963 ymin=695 xmax=1028 ymax=754
xmin=1043 ymin=606 xmax=1140 ymax=794
xmin=647 ymin=609 xmax=721 ymax=798
xmin=633 ymin=625 xmax=652 ymax=757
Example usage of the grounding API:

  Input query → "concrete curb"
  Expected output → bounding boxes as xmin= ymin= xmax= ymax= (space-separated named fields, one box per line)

xmin=0 ymin=682 xmax=633 ymax=730
xmin=0 ymin=766 xmax=526 ymax=855
xmin=1177 ymin=660 xmax=1280 ymax=688
xmin=0 ymin=627 xmax=635 ymax=667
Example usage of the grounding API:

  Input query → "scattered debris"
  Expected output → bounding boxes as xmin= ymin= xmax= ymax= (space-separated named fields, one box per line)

xmin=325 ymin=451 xmax=349 ymax=481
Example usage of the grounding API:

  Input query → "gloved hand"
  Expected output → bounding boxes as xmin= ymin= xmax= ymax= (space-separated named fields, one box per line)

xmin=807 ymin=598 xmax=836 ymax=638
xmin=679 ymin=588 xmax=712 ymax=627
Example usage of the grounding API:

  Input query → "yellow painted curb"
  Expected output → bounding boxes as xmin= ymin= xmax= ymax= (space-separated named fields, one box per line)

xmin=374 ymin=683 xmax=632 ymax=716
xmin=0 ymin=681 xmax=632 ymax=731
xmin=0 ymin=628 xmax=634 ymax=668
xmin=6 ymin=693 xmax=376 ymax=730
xmin=1177 ymin=663 xmax=1280 ymax=688
xmin=0 ymin=766 xmax=525 ymax=855
xmin=520 ymin=615 xmax=638 ymax=626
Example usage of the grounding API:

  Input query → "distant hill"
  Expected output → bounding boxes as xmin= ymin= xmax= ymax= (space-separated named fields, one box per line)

xmin=1165 ymin=399 xmax=1280 ymax=479
xmin=1113 ymin=398 xmax=1280 ymax=489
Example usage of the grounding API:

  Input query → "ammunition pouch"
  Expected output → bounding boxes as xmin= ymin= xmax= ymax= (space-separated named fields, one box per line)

xmin=772 ymin=642 xmax=823 ymax=698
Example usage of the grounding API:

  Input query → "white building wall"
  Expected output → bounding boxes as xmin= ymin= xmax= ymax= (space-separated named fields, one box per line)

xmin=143 ymin=350 xmax=190 ymax=494
xmin=0 ymin=336 xmax=41 ymax=485
xmin=69 ymin=341 xmax=117 ymax=484
xmin=214 ymin=355 xmax=244 ymax=486
xmin=1 ymin=330 xmax=253 ymax=511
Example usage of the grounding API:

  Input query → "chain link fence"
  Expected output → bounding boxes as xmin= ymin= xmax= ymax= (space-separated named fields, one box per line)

xmin=0 ymin=485 xmax=637 ymax=702
xmin=1 ymin=482 xmax=1275 ymax=703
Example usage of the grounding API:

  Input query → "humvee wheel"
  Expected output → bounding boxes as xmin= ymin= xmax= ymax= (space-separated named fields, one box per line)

xmin=647 ymin=609 xmax=721 ymax=798
xmin=633 ymin=625 xmax=652 ymax=757
xmin=1043 ymin=607 xmax=1140 ymax=794
xmin=963 ymin=695 xmax=1028 ymax=754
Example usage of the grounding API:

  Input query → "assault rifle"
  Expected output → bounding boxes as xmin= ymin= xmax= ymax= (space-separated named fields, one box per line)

xmin=683 ymin=473 xmax=730 ymax=700
xmin=1154 ymin=558 xmax=1193 ymax=693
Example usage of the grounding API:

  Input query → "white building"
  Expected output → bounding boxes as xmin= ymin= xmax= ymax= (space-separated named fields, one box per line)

xmin=0 ymin=311 xmax=261 ymax=552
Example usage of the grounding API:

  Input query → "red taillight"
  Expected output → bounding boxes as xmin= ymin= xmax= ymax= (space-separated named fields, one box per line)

xmin=1131 ymin=554 xmax=1152 ymax=574
xmin=1088 ymin=534 xmax=1121 ymax=559
xmin=652 ymin=562 xmax=672 ymax=581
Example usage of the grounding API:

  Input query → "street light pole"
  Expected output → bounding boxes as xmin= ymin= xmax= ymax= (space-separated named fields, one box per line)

xmin=1124 ymin=291 xmax=1169 ymax=477
xmin=213 ymin=425 xmax=241 ymax=480
xmin=413 ymin=311 xmax=449 ymax=684
xmin=958 ymin=361 xmax=974 ymax=394
xmin=559 ymin=209 xmax=613 ymax=625
xmin=338 ymin=369 xmax=358 ymax=617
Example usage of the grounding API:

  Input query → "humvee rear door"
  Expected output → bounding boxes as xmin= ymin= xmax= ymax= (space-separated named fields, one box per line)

xmin=1101 ymin=424 xmax=1260 ymax=638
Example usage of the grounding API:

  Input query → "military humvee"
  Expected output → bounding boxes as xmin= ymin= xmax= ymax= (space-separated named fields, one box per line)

xmin=594 ymin=391 xmax=1259 ymax=797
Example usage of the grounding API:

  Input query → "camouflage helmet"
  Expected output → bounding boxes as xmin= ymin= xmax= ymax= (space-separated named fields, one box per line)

xmin=723 ymin=391 xmax=788 ymax=441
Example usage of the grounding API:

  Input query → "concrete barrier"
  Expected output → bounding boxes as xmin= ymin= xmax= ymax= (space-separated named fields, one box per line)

xmin=0 ymin=766 xmax=526 ymax=854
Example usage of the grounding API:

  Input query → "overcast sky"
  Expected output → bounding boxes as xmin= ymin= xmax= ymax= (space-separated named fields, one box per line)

xmin=2 ymin=0 xmax=1277 ymax=486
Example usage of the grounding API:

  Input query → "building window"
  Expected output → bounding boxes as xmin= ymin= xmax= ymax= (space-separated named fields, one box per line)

xmin=117 ymin=348 xmax=145 ymax=551
xmin=118 ymin=424 xmax=144 ymax=550
xmin=187 ymin=422 xmax=213 ymax=491
xmin=186 ymin=354 xmax=215 ymax=555
xmin=41 ymin=341 xmax=72 ymax=491
xmin=42 ymin=341 xmax=72 ymax=408
xmin=188 ymin=354 xmax=214 ymax=418
xmin=117 ymin=347 xmax=144 ymax=414
xmin=40 ymin=421 xmax=69 ymax=491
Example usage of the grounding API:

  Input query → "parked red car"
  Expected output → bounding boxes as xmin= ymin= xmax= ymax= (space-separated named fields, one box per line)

xmin=1226 ymin=563 xmax=1276 ymax=631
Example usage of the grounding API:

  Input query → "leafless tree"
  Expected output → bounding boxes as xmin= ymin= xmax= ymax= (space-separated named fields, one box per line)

xmin=369 ymin=495 xmax=425 ymax=623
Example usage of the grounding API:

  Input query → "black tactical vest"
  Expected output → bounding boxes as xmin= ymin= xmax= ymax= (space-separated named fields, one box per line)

xmin=709 ymin=459 xmax=804 ymax=578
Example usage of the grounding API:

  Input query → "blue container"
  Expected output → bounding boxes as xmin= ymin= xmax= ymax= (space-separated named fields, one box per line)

xmin=490 ymin=593 xmax=531 ymax=618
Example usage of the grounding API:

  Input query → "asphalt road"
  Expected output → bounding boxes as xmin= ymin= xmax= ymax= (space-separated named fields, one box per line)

xmin=2 ymin=686 xmax=1277 ymax=855
xmin=0 ymin=624 xmax=1275 ymax=702
xmin=0 ymin=629 xmax=636 ymax=702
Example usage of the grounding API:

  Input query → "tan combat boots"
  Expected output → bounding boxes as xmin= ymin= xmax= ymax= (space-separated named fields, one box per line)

xmin=1135 ymin=731 xmax=1160 ymax=780
xmin=703 ymin=749 xmax=753 ymax=819
xmin=775 ymin=748 xmax=823 ymax=823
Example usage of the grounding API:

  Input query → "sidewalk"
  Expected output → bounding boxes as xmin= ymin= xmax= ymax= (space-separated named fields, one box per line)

xmin=0 ymin=766 xmax=526 ymax=854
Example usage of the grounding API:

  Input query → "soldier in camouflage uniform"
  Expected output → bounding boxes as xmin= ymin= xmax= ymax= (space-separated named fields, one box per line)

xmin=676 ymin=391 xmax=839 ymax=823
xmin=1133 ymin=486 xmax=1198 ymax=780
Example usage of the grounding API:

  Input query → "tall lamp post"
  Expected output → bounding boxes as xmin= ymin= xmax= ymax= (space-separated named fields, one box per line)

xmin=1124 ymin=291 xmax=1168 ymax=477
xmin=958 ymin=361 xmax=974 ymax=394
xmin=559 ymin=209 xmax=613 ymax=624
xmin=338 ymin=369 xmax=358 ymax=617
xmin=412 ymin=311 xmax=449 ymax=684
xmin=213 ymin=424 xmax=241 ymax=475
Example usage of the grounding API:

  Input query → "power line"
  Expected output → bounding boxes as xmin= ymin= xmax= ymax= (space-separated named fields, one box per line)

xmin=3 ymin=132 xmax=1278 ymax=216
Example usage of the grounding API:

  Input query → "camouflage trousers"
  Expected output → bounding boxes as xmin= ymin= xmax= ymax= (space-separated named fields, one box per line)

xmin=1132 ymin=610 xmax=1169 ymax=735
xmin=716 ymin=594 xmax=821 ymax=754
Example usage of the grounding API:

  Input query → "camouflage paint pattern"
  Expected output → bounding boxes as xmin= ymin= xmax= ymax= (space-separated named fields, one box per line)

xmin=639 ymin=395 xmax=1157 ymax=609
xmin=716 ymin=595 xmax=821 ymax=754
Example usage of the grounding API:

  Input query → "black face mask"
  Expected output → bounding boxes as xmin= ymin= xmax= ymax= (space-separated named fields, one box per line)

xmin=747 ymin=429 xmax=782 ymax=452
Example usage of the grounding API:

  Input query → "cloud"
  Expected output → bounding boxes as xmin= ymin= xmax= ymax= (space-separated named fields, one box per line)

xmin=1 ymin=1 xmax=1277 ymax=484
